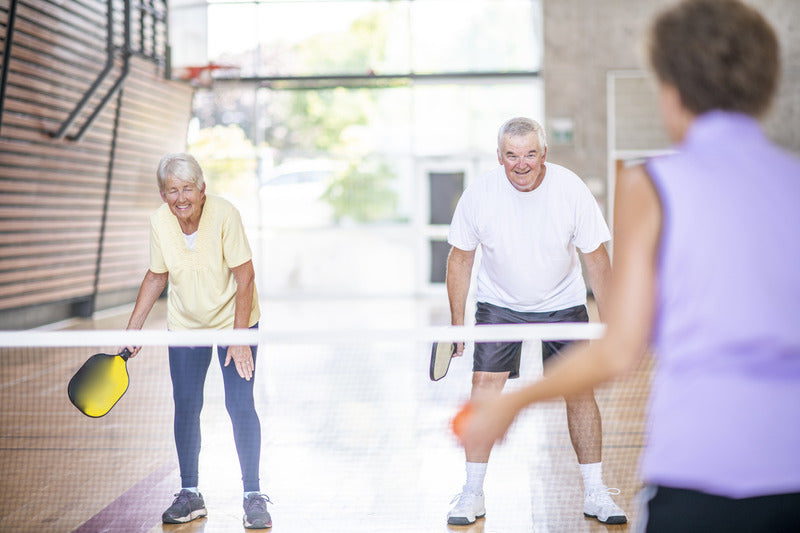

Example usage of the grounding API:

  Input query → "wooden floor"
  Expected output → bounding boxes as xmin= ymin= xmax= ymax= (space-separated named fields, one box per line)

xmin=0 ymin=296 xmax=651 ymax=532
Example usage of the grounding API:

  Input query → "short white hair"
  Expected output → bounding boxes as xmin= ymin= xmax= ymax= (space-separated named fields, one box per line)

xmin=156 ymin=153 xmax=205 ymax=192
xmin=497 ymin=117 xmax=547 ymax=151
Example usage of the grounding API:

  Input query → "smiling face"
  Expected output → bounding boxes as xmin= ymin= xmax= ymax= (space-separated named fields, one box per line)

xmin=497 ymin=132 xmax=547 ymax=192
xmin=160 ymin=175 xmax=206 ymax=232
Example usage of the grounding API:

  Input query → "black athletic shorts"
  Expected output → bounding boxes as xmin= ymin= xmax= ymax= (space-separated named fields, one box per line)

xmin=639 ymin=485 xmax=800 ymax=533
xmin=472 ymin=301 xmax=589 ymax=379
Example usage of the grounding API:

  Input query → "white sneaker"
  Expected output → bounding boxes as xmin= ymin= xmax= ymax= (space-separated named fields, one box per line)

xmin=583 ymin=487 xmax=627 ymax=524
xmin=447 ymin=489 xmax=486 ymax=525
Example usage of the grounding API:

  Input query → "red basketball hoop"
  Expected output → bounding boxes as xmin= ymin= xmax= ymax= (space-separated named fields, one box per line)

xmin=172 ymin=62 xmax=239 ymax=87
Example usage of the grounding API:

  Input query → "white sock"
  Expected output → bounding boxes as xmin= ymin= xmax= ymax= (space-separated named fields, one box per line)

xmin=244 ymin=491 xmax=260 ymax=498
xmin=182 ymin=486 xmax=199 ymax=494
xmin=465 ymin=462 xmax=487 ymax=494
xmin=579 ymin=462 xmax=604 ymax=494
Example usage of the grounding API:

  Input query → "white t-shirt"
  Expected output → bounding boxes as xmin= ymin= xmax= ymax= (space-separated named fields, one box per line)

xmin=448 ymin=163 xmax=610 ymax=312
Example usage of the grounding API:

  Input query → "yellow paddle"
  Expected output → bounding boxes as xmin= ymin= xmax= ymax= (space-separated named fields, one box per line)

xmin=68 ymin=348 xmax=131 ymax=417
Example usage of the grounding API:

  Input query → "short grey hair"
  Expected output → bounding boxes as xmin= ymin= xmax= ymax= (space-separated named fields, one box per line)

xmin=497 ymin=117 xmax=547 ymax=151
xmin=156 ymin=153 xmax=205 ymax=192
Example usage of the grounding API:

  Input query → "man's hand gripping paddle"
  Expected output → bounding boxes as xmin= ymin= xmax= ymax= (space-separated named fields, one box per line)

xmin=429 ymin=341 xmax=456 ymax=381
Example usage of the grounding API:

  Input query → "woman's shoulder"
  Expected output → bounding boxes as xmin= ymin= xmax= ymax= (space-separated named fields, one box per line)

xmin=150 ymin=202 xmax=173 ymax=225
xmin=204 ymin=194 xmax=240 ymax=217
xmin=205 ymin=193 xmax=233 ymax=208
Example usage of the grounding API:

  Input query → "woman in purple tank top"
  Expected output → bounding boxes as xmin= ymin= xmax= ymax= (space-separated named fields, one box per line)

xmin=455 ymin=1 xmax=800 ymax=531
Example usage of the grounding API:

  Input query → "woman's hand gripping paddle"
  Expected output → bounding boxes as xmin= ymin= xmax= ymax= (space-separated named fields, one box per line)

xmin=68 ymin=348 xmax=132 ymax=417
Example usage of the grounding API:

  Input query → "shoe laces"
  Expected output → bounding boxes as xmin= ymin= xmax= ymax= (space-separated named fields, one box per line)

xmin=245 ymin=493 xmax=272 ymax=513
xmin=588 ymin=486 xmax=620 ymax=495
xmin=172 ymin=490 xmax=195 ymax=505
xmin=588 ymin=487 xmax=624 ymax=512
xmin=450 ymin=489 xmax=481 ymax=507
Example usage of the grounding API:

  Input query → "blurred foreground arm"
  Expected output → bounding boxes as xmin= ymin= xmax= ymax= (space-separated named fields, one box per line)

xmin=459 ymin=165 xmax=662 ymax=448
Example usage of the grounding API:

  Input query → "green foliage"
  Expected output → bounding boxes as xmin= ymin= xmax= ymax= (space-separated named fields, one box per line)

xmin=274 ymin=9 xmax=387 ymax=155
xmin=322 ymin=158 xmax=399 ymax=224
xmin=283 ymin=89 xmax=374 ymax=153
xmin=295 ymin=9 xmax=387 ymax=74
xmin=278 ymin=9 xmax=399 ymax=223
xmin=188 ymin=124 xmax=258 ymax=194
xmin=190 ymin=8 xmax=402 ymax=224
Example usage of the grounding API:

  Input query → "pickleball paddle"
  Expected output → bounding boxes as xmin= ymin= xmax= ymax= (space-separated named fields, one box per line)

xmin=430 ymin=341 xmax=456 ymax=381
xmin=68 ymin=348 xmax=131 ymax=417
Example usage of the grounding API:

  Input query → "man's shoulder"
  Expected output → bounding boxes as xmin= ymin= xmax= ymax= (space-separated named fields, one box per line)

xmin=545 ymin=162 xmax=582 ymax=182
xmin=475 ymin=165 xmax=504 ymax=181
xmin=545 ymin=162 xmax=594 ymax=196
xmin=466 ymin=166 xmax=505 ymax=193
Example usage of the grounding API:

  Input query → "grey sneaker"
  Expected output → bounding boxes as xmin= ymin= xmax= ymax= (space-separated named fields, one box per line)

xmin=243 ymin=493 xmax=272 ymax=529
xmin=162 ymin=489 xmax=207 ymax=524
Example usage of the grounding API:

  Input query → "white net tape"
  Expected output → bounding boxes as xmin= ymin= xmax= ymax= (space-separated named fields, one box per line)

xmin=0 ymin=323 xmax=605 ymax=347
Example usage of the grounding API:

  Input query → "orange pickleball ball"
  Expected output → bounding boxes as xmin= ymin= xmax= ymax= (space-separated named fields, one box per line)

xmin=451 ymin=402 xmax=474 ymax=438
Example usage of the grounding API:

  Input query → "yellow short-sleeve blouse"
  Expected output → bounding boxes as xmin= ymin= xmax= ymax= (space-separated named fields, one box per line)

xmin=149 ymin=194 xmax=260 ymax=330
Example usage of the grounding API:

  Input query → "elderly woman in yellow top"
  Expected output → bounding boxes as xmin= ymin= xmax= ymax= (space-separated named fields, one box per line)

xmin=124 ymin=153 xmax=271 ymax=529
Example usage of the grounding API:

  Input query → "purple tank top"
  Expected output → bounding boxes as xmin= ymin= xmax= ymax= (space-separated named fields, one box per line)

xmin=643 ymin=111 xmax=800 ymax=498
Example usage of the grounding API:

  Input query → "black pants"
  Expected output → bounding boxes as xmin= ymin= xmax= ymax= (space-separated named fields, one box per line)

xmin=643 ymin=486 xmax=800 ymax=533
xmin=473 ymin=301 xmax=588 ymax=379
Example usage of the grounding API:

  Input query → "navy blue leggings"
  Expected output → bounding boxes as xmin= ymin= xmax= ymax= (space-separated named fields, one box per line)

xmin=168 ymin=335 xmax=261 ymax=492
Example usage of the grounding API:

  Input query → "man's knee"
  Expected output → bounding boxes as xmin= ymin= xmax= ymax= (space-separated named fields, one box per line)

xmin=471 ymin=371 xmax=509 ymax=395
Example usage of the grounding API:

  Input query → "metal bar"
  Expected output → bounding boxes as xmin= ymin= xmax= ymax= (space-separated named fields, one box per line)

xmin=69 ymin=59 xmax=129 ymax=141
xmin=130 ymin=0 xmax=165 ymax=62
xmin=134 ymin=0 xmax=168 ymax=67
xmin=163 ymin=0 xmax=171 ymax=76
xmin=88 ymin=88 xmax=124 ymax=315
xmin=211 ymin=69 xmax=541 ymax=90
xmin=139 ymin=0 xmax=146 ymax=56
xmin=149 ymin=0 xmax=157 ymax=61
xmin=152 ymin=0 xmax=167 ymax=66
xmin=67 ymin=0 xmax=133 ymax=141
xmin=222 ymin=71 xmax=541 ymax=83
xmin=52 ymin=0 xmax=117 ymax=140
xmin=0 ymin=0 xmax=19 ymax=136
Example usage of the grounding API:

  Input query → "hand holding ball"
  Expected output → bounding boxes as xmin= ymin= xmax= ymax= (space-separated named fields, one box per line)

xmin=451 ymin=402 xmax=474 ymax=439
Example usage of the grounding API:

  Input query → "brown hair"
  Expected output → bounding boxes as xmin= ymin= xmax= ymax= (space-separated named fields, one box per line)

xmin=647 ymin=0 xmax=779 ymax=117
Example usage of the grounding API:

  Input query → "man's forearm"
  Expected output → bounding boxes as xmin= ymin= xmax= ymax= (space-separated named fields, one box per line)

xmin=583 ymin=244 xmax=612 ymax=320
xmin=448 ymin=281 xmax=469 ymax=325
xmin=446 ymin=247 xmax=475 ymax=326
